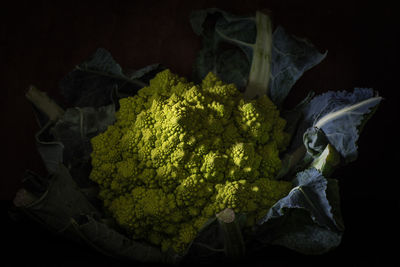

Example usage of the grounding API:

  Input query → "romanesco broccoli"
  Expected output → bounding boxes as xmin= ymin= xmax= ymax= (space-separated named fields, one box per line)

xmin=90 ymin=69 xmax=292 ymax=254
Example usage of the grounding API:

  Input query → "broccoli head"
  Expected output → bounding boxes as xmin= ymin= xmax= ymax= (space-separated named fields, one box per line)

xmin=90 ymin=69 xmax=292 ymax=254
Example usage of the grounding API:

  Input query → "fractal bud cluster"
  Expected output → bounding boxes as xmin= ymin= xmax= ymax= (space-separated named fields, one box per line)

xmin=90 ymin=70 xmax=292 ymax=253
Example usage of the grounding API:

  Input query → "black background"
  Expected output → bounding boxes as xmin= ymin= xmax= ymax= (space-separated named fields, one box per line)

xmin=1 ymin=0 xmax=398 ymax=266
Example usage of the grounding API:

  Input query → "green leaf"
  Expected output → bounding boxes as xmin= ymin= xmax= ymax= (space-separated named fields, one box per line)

xmin=181 ymin=217 xmax=225 ymax=265
xmin=256 ymin=168 xmax=343 ymax=254
xmin=303 ymin=127 xmax=330 ymax=157
xmin=60 ymin=48 xmax=164 ymax=107
xmin=301 ymin=88 xmax=382 ymax=162
xmin=18 ymin=164 xmax=100 ymax=232
xmin=190 ymin=9 xmax=326 ymax=105
xmin=70 ymin=215 xmax=177 ymax=264
xmin=325 ymin=178 xmax=344 ymax=232
xmin=16 ymin=166 xmax=178 ymax=264
xmin=35 ymin=121 xmax=64 ymax=174
xmin=190 ymin=8 xmax=254 ymax=89
xmin=34 ymin=104 xmax=116 ymax=188
xmin=50 ymin=104 xmax=116 ymax=187
xmin=266 ymin=209 xmax=342 ymax=255
xmin=183 ymin=212 xmax=247 ymax=265
xmin=269 ymin=27 xmax=326 ymax=106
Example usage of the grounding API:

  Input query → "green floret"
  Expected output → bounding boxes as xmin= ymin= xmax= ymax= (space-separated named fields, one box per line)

xmin=89 ymin=69 xmax=292 ymax=254
xmin=226 ymin=142 xmax=261 ymax=181
xmin=258 ymin=142 xmax=282 ymax=178
xmin=249 ymin=178 xmax=293 ymax=225
xmin=214 ymin=180 xmax=250 ymax=212
xmin=171 ymin=223 xmax=198 ymax=253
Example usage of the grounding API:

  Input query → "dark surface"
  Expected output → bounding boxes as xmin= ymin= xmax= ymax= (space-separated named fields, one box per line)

xmin=1 ymin=0 xmax=399 ymax=266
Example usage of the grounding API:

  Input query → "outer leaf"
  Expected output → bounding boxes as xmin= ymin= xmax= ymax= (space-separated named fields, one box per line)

xmin=14 ymin=170 xmax=49 ymax=207
xmin=125 ymin=63 xmax=166 ymax=81
xmin=280 ymin=91 xmax=315 ymax=140
xmin=190 ymin=9 xmax=326 ymax=105
xmin=37 ymin=49 xmax=163 ymax=184
xmin=325 ymin=178 xmax=344 ymax=232
xmin=35 ymin=121 xmax=64 ymax=174
xmin=276 ymin=93 xmax=314 ymax=179
xmin=50 ymin=104 xmax=116 ymax=187
xmin=261 ymin=168 xmax=338 ymax=229
xmin=182 ymin=217 xmax=225 ymax=265
xmin=60 ymin=48 xmax=163 ymax=107
xmin=256 ymin=168 xmax=342 ymax=254
xmin=18 ymin=164 xmax=100 ymax=232
xmin=303 ymin=127 xmax=330 ymax=157
xmin=301 ymin=88 xmax=382 ymax=162
xmin=269 ymin=26 xmax=327 ymax=106
xmin=267 ymin=209 xmax=342 ymax=255
xmin=182 ymin=211 xmax=247 ymax=265
xmin=16 ymin=166 xmax=176 ymax=264
xmin=190 ymin=8 xmax=254 ymax=89
xmin=70 ymin=215 xmax=176 ymax=264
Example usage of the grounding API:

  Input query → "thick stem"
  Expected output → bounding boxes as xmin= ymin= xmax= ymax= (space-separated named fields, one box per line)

xmin=25 ymin=85 xmax=64 ymax=121
xmin=244 ymin=10 xmax=273 ymax=100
